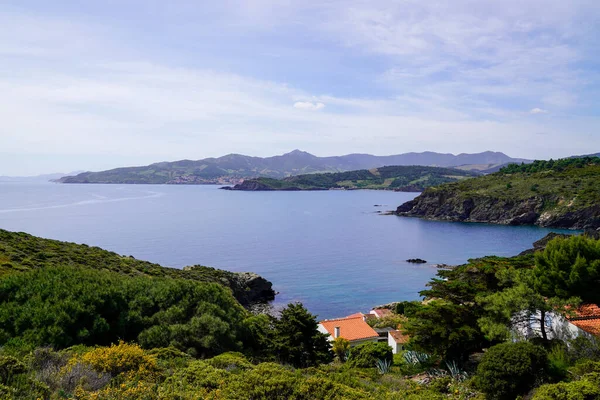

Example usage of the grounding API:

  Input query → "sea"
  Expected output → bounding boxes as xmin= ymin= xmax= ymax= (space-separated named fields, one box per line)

xmin=0 ymin=182 xmax=574 ymax=319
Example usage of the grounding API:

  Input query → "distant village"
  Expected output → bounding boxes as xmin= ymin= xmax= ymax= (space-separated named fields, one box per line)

xmin=166 ymin=175 xmax=246 ymax=185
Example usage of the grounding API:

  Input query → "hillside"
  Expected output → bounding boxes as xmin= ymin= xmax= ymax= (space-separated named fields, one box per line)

xmin=57 ymin=150 xmax=528 ymax=184
xmin=0 ymin=229 xmax=274 ymax=305
xmin=3 ymin=234 xmax=600 ymax=400
xmin=396 ymin=157 xmax=600 ymax=229
xmin=223 ymin=165 xmax=478 ymax=191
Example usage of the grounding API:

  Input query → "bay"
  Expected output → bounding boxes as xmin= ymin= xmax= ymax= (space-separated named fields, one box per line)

xmin=0 ymin=182 xmax=571 ymax=319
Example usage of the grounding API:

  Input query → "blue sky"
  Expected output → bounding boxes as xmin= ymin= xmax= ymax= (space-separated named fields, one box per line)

xmin=1 ymin=0 xmax=599 ymax=175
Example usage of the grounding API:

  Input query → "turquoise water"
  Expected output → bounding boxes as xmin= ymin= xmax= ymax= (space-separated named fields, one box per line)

xmin=0 ymin=183 xmax=572 ymax=319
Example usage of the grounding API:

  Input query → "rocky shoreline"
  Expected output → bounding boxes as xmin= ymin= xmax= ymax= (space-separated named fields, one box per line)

xmin=396 ymin=190 xmax=600 ymax=230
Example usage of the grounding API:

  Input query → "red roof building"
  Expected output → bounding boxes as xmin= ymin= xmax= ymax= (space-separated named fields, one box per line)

xmin=318 ymin=315 xmax=380 ymax=345
xmin=370 ymin=308 xmax=393 ymax=319
xmin=567 ymin=304 xmax=600 ymax=337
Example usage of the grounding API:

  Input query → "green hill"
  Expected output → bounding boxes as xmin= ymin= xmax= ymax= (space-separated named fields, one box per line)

xmin=396 ymin=157 xmax=600 ymax=229
xmin=0 ymin=229 xmax=274 ymax=305
xmin=223 ymin=165 xmax=478 ymax=191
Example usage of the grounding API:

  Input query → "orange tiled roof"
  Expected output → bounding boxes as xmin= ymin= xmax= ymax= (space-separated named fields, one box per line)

xmin=572 ymin=304 xmax=600 ymax=318
xmin=567 ymin=304 xmax=600 ymax=337
xmin=346 ymin=312 xmax=376 ymax=321
xmin=346 ymin=312 xmax=365 ymax=318
xmin=570 ymin=319 xmax=600 ymax=337
xmin=320 ymin=316 xmax=379 ymax=342
xmin=389 ymin=329 xmax=409 ymax=344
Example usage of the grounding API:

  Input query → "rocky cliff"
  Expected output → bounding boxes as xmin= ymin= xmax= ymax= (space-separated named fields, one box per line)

xmin=395 ymin=161 xmax=600 ymax=230
xmin=396 ymin=189 xmax=600 ymax=229
xmin=182 ymin=266 xmax=276 ymax=305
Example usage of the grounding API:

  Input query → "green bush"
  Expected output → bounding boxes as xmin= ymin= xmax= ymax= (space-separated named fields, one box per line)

xmin=475 ymin=341 xmax=548 ymax=400
xmin=0 ymin=356 xmax=25 ymax=382
xmin=0 ymin=265 xmax=247 ymax=357
xmin=347 ymin=342 xmax=393 ymax=368
xmin=205 ymin=351 xmax=253 ymax=371
xmin=532 ymin=373 xmax=600 ymax=400
xmin=547 ymin=345 xmax=571 ymax=381
xmin=332 ymin=337 xmax=350 ymax=362
xmin=570 ymin=360 xmax=600 ymax=378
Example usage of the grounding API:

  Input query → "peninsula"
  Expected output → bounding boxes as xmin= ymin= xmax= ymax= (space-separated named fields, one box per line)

xmin=222 ymin=165 xmax=478 ymax=191
xmin=0 ymin=229 xmax=275 ymax=305
xmin=396 ymin=157 xmax=600 ymax=229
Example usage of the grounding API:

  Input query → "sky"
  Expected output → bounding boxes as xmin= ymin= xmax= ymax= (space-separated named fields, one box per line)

xmin=1 ymin=0 xmax=599 ymax=175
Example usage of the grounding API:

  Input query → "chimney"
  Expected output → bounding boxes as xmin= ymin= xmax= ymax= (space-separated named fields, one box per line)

xmin=334 ymin=326 xmax=340 ymax=338
xmin=362 ymin=315 xmax=367 ymax=322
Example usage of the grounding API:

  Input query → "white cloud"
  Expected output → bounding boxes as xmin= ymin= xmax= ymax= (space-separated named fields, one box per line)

xmin=293 ymin=101 xmax=325 ymax=111
xmin=529 ymin=108 xmax=549 ymax=114
xmin=0 ymin=3 xmax=599 ymax=175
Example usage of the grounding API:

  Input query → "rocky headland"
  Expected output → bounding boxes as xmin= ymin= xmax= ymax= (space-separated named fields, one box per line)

xmin=396 ymin=158 xmax=600 ymax=230
xmin=0 ymin=229 xmax=275 ymax=306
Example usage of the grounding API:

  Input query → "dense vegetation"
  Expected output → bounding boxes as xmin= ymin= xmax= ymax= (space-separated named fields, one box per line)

xmin=58 ymin=150 xmax=523 ymax=184
xmin=0 ymin=229 xmax=274 ymax=305
xmin=226 ymin=165 xmax=478 ymax=191
xmin=397 ymin=157 xmax=600 ymax=229
xmin=499 ymin=156 xmax=600 ymax=174
xmin=3 ymin=231 xmax=600 ymax=398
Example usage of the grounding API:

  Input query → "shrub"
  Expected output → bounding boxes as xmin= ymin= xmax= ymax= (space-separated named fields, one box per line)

xmin=0 ymin=356 xmax=26 ymax=384
xmin=75 ymin=380 xmax=157 ymax=400
xmin=0 ymin=265 xmax=248 ymax=358
xmin=532 ymin=373 xmax=600 ymax=400
xmin=347 ymin=342 xmax=393 ymax=368
xmin=205 ymin=352 xmax=253 ymax=371
xmin=475 ymin=341 xmax=548 ymax=400
xmin=162 ymin=360 xmax=228 ymax=390
xmin=570 ymin=360 xmax=600 ymax=378
xmin=367 ymin=314 xmax=406 ymax=329
xmin=76 ymin=341 xmax=157 ymax=376
xmin=394 ymin=301 xmax=421 ymax=317
xmin=567 ymin=336 xmax=600 ymax=364
xmin=332 ymin=337 xmax=350 ymax=362
xmin=59 ymin=362 xmax=111 ymax=394
xmin=547 ymin=345 xmax=570 ymax=381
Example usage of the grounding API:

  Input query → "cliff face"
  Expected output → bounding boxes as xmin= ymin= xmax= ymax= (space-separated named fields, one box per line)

xmin=396 ymin=190 xmax=600 ymax=230
xmin=182 ymin=266 xmax=276 ymax=305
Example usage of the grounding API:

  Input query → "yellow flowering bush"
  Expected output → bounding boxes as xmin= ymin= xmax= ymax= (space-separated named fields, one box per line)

xmin=74 ymin=380 xmax=157 ymax=400
xmin=74 ymin=341 xmax=158 ymax=376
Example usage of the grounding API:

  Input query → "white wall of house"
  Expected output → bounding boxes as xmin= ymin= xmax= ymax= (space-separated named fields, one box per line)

xmin=388 ymin=335 xmax=403 ymax=354
xmin=317 ymin=324 xmax=331 ymax=341
xmin=513 ymin=311 xmax=591 ymax=341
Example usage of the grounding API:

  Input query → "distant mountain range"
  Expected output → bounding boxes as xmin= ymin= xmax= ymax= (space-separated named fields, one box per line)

xmin=57 ymin=150 xmax=531 ymax=184
xmin=0 ymin=171 xmax=83 ymax=183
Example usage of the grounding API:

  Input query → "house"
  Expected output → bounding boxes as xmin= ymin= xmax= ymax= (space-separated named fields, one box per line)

xmin=318 ymin=315 xmax=380 ymax=346
xmin=370 ymin=308 xmax=393 ymax=319
xmin=388 ymin=330 xmax=409 ymax=354
xmin=346 ymin=312 xmax=376 ymax=322
xmin=373 ymin=326 xmax=396 ymax=343
xmin=516 ymin=304 xmax=600 ymax=341
xmin=566 ymin=304 xmax=600 ymax=337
